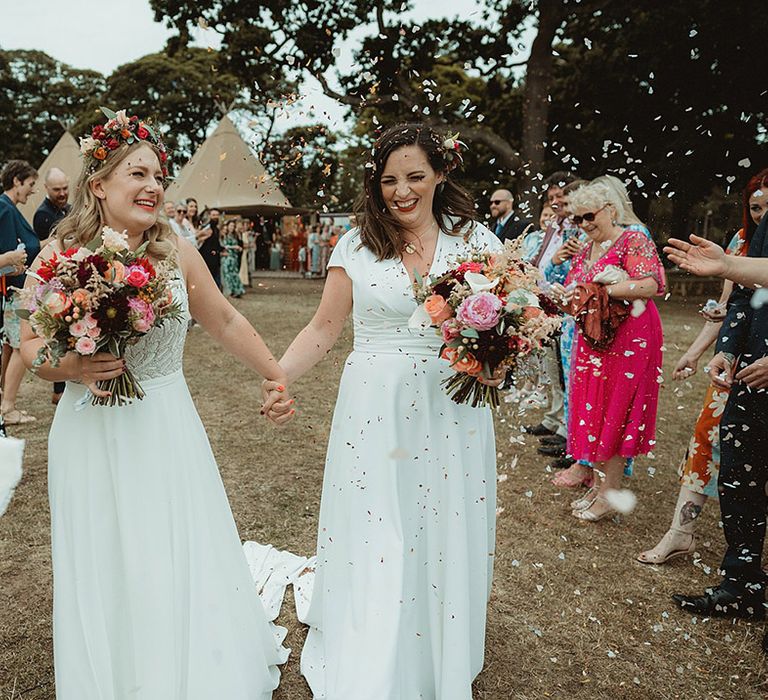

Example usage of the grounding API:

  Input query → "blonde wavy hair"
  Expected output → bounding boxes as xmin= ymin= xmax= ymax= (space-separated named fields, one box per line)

xmin=56 ymin=141 xmax=175 ymax=262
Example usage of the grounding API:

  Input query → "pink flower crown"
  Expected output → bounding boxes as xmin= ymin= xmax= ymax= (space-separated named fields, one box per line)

xmin=79 ymin=107 xmax=169 ymax=176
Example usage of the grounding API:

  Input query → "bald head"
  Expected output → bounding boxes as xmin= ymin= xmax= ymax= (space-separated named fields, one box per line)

xmin=489 ymin=189 xmax=513 ymax=219
xmin=45 ymin=168 xmax=69 ymax=209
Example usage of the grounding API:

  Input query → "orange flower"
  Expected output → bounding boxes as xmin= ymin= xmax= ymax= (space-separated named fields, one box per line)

xmin=105 ymin=260 xmax=125 ymax=284
xmin=441 ymin=347 xmax=483 ymax=376
xmin=521 ymin=306 xmax=544 ymax=321
xmin=71 ymin=289 xmax=90 ymax=308
xmin=424 ymin=294 xmax=453 ymax=324
xmin=93 ymin=147 xmax=108 ymax=160
xmin=453 ymin=351 xmax=483 ymax=376
xmin=121 ymin=128 xmax=131 ymax=139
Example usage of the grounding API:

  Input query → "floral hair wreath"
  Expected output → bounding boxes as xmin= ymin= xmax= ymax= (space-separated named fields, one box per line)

xmin=79 ymin=107 xmax=169 ymax=177
xmin=440 ymin=133 xmax=467 ymax=173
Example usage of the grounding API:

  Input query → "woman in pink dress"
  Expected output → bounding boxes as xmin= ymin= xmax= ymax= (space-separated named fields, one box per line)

xmin=559 ymin=182 xmax=665 ymax=522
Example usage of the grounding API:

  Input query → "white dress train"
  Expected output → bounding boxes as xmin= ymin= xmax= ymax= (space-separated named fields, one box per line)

xmin=298 ymin=224 xmax=502 ymax=700
xmin=48 ymin=277 xmax=286 ymax=699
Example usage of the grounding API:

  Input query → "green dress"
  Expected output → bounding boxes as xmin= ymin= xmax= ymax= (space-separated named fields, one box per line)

xmin=221 ymin=234 xmax=244 ymax=297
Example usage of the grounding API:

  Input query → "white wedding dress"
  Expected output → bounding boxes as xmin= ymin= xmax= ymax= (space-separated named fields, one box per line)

xmin=299 ymin=223 xmax=502 ymax=699
xmin=47 ymin=275 xmax=286 ymax=699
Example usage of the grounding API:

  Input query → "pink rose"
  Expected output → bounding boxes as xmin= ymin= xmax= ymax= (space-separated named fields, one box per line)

xmin=133 ymin=318 xmax=152 ymax=333
xmin=69 ymin=320 xmax=88 ymax=338
xmin=83 ymin=312 xmax=99 ymax=329
xmin=43 ymin=290 xmax=72 ymax=316
xmin=86 ymin=325 xmax=101 ymax=339
xmin=74 ymin=336 xmax=97 ymax=355
xmin=125 ymin=265 xmax=150 ymax=288
xmin=456 ymin=292 xmax=502 ymax=331
xmin=424 ymin=294 xmax=454 ymax=324
xmin=441 ymin=318 xmax=461 ymax=343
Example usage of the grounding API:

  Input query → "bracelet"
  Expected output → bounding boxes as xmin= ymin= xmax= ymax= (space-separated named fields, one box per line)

xmin=721 ymin=352 xmax=736 ymax=363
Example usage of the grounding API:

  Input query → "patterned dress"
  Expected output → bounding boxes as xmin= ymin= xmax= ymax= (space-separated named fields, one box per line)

xmin=678 ymin=229 xmax=748 ymax=497
xmin=221 ymin=234 xmax=245 ymax=297
xmin=565 ymin=230 xmax=666 ymax=462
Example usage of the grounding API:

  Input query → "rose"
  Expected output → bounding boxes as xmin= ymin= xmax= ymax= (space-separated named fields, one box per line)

xmin=91 ymin=125 xmax=105 ymax=139
xmin=159 ymin=150 xmax=168 ymax=163
xmin=453 ymin=351 xmax=483 ymax=376
xmin=69 ymin=320 xmax=87 ymax=338
xmin=42 ymin=290 xmax=72 ymax=316
xmin=441 ymin=318 xmax=461 ymax=343
xmin=74 ymin=336 xmax=97 ymax=355
xmin=86 ymin=325 xmax=101 ymax=339
xmin=93 ymin=147 xmax=108 ymax=161
xmin=456 ymin=292 xmax=503 ymax=331
xmin=137 ymin=126 xmax=150 ymax=140
xmin=83 ymin=312 xmax=99 ymax=329
xmin=105 ymin=138 xmax=120 ymax=151
xmin=121 ymin=129 xmax=131 ymax=139
xmin=424 ymin=294 xmax=453 ymax=324
xmin=125 ymin=265 xmax=151 ymax=288
xmin=106 ymin=261 xmax=126 ymax=284
xmin=129 ymin=298 xmax=155 ymax=332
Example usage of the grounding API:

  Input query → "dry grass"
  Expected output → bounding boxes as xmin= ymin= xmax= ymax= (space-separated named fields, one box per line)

xmin=1 ymin=279 xmax=766 ymax=699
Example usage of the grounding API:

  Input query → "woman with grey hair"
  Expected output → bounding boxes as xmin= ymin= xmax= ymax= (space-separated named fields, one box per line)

xmin=554 ymin=182 xmax=666 ymax=521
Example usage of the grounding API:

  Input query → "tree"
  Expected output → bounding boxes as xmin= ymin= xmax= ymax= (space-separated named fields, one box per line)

xmin=0 ymin=49 xmax=105 ymax=165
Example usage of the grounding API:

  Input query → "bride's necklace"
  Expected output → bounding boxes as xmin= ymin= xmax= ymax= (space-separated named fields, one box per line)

xmin=402 ymin=222 xmax=438 ymax=256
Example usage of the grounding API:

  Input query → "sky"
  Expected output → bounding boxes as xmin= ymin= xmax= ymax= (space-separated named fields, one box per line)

xmin=0 ymin=0 xmax=523 ymax=136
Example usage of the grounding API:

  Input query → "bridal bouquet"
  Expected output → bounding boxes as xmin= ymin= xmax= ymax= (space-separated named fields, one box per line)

xmin=410 ymin=242 xmax=562 ymax=408
xmin=17 ymin=227 xmax=184 ymax=406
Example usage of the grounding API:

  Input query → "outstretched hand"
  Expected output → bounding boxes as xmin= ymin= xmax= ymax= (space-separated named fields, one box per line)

xmin=664 ymin=235 xmax=727 ymax=278
xmin=260 ymin=379 xmax=295 ymax=426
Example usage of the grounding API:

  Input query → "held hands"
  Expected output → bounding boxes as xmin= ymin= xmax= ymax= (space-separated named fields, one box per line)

xmin=260 ymin=379 xmax=295 ymax=426
xmin=79 ymin=352 xmax=125 ymax=398
xmin=664 ymin=235 xmax=727 ymax=278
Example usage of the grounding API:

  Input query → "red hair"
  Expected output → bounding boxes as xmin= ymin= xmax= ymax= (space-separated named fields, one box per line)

xmin=743 ymin=168 xmax=768 ymax=243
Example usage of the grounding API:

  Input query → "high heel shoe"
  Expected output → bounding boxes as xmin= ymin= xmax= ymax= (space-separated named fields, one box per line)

xmin=551 ymin=465 xmax=594 ymax=489
xmin=571 ymin=486 xmax=598 ymax=511
xmin=571 ymin=498 xmax=618 ymax=523
xmin=636 ymin=530 xmax=697 ymax=565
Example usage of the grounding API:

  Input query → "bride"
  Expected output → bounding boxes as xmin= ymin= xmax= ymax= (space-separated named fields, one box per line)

xmin=263 ymin=123 xmax=504 ymax=699
xmin=19 ymin=111 xmax=292 ymax=699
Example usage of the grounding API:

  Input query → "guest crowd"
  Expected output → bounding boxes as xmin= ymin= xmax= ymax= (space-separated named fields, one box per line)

xmin=2 ymin=151 xmax=768 ymax=653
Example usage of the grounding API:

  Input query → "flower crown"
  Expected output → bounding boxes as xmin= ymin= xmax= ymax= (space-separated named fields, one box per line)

xmin=79 ymin=107 xmax=169 ymax=176
xmin=440 ymin=133 xmax=467 ymax=173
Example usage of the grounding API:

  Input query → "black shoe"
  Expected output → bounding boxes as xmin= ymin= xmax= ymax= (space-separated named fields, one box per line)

xmin=524 ymin=423 xmax=556 ymax=437
xmin=540 ymin=435 xmax=566 ymax=446
xmin=672 ymin=587 xmax=766 ymax=620
xmin=538 ymin=444 xmax=566 ymax=457
xmin=550 ymin=456 xmax=575 ymax=469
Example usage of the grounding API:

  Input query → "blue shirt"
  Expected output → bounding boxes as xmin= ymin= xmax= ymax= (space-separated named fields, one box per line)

xmin=0 ymin=193 xmax=42 ymax=294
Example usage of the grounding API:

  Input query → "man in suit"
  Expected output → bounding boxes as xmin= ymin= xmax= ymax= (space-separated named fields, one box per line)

xmin=489 ymin=189 xmax=532 ymax=242
xmin=672 ymin=212 xmax=768 ymax=652
xmin=33 ymin=168 xmax=70 ymax=404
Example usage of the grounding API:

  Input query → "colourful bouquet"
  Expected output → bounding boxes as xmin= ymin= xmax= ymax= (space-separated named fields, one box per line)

xmin=17 ymin=227 xmax=184 ymax=406
xmin=410 ymin=242 xmax=562 ymax=408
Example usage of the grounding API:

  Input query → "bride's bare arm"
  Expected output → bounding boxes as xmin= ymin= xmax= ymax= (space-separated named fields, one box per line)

xmin=179 ymin=239 xmax=286 ymax=384
xmin=276 ymin=267 xmax=353 ymax=384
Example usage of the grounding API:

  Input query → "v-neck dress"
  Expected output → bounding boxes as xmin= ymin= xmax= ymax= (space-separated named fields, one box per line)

xmin=300 ymin=223 xmax=503 ymax=700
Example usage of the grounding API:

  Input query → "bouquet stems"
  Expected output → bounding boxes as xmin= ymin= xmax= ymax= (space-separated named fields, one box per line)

xmin=441 ymin=373 xmax=500 ymax=409
xmin=92 ymin=363 xmax=145 ymax=407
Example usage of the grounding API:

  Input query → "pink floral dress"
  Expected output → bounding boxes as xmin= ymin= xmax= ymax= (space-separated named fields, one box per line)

xmin=565 ymin=230 xmax=666 ymax=463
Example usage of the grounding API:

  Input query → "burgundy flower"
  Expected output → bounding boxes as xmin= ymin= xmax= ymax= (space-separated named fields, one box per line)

xmin=93 ymin=293 xmax=130 ymax=335
xmin=76 ymin=255 xmax=110 ymax=288
xmin=105 ymin=138 xmax=120 ymax=150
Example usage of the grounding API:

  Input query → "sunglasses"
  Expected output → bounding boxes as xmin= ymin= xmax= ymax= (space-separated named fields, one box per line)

xmin=571 ymin=204 xmax=608 ymax=226
xmin=176 ymin=208 xmax=187 ymax=213
xmin=489 ymin=199 xmax=507 ymax=205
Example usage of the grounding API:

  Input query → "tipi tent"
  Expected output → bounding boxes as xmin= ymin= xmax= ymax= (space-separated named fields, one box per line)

xmin=19 ymin=131 xmax=83 ymax=225
xmin=165 ymin=115 xmax=294 ymax=215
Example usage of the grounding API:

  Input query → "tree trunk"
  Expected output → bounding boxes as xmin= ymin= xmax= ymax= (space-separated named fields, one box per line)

xmin=519 ymin=0 xmax=564 ymax=213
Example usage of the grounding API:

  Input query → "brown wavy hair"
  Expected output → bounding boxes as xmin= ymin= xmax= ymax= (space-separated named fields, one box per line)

xmin=743 ymin=168 xmax=768 ymax=244
xmin=56 ymin=141 xmax=175 ymax=262
xmin=355 ymin=123 xmax=476 ymax=260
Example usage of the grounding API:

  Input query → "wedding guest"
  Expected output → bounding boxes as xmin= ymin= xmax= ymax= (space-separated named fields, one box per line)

xmin=33 ymin=168 xmax=70 ymax=247
xmin=33 ymin=167 xmax=72 ymax=403
xmin=558 ymin=181 xmax=665 ymax=521
xmin=269 ymin=239 xmax=283 ymax=271
xmin=0 ymin=160 xmax=41 ymax=426
xmin=669 ymin=204 xmax=768 ymax=647
xmin=524 ymin=172 xmax=578 ymax=444
xmin=19 ymin=110 xmax=289 ymax=696
xmin=197 ymin=208 xmax=222 ymax=289
xmin=169 ymin=202 xmax=196 ymax=246
xmin=185 ymin=197 xmax=200 ymax=229
xmin=163 ymin=200 xmax=176 ymax=219
xmin=520 ymin=202 xmax=555 ymax=262
xmin=262 ymin=123 xmax=504 ymax=698
xmin=319 ymin=224 xmax=332 ymax=277
xmin=639 ymin=169 xmax=767 ymax=564
xmin=220 ymin=220 xmax=244 ymax=298
xmin=308 ymin=225 xmax=321 ymax=277
xmin=490 ymin=188 xmax=532 ymax=241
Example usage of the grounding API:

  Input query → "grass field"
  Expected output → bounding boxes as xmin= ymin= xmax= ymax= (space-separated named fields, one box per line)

xmin=1 ymin=278 xmax=766 ymax=699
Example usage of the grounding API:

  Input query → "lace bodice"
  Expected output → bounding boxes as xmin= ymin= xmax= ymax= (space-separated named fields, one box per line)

xmin=124 ymin=275 xmax=190 ymax=381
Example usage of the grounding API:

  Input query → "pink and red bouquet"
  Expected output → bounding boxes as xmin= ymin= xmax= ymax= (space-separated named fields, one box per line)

xmin=410 ymin=244 xmax=562 ymax=408
xmin=17 ymin=227 xmax=183 ymax=406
